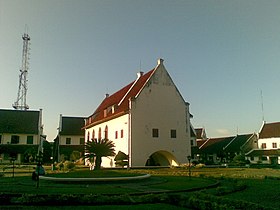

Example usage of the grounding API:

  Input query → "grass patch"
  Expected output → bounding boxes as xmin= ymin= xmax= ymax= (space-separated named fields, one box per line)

xmin=148 ymin=176 xmax=216 ymax=191
xmin=223 ymin=178 xmax=280 ymax=209
xmin=47 ymin=169 xmax=143 ymax=178
xmin=1 ymin=167 xmax=280 ymax=208
xmin=0 ymin=204 xmax=188 ymax=210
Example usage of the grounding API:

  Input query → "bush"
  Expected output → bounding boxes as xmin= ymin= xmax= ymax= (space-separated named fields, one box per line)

xmin=187 ymin=192 xmax=272 ymax=210
xmin=64 ymin=161 xmax=75 ymax=171
xmin=56 ymin=162 xmax=64 ymax=170
xmin=195 ymin=163 xmax=206 ymax=168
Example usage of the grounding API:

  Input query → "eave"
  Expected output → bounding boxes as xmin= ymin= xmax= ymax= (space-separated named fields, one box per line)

xmin=83 ymin=111 xmax=128 ymax=129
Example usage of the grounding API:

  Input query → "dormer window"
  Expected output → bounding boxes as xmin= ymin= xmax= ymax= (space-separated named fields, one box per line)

xmin=112 ymin=105 xmax=115 ymax=114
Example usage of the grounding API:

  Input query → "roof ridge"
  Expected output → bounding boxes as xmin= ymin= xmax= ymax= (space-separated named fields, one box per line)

xmin=118 ymin=73 xmax=143 ymax=106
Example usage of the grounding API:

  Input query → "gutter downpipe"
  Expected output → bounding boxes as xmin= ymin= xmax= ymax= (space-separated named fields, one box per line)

xmin=128 ymin=98 xmax=132 ymax=169
xmin=37 ymin=109 xmax=43 ymax=155
xmin=57 ymin=114 xmax=62 ymax=162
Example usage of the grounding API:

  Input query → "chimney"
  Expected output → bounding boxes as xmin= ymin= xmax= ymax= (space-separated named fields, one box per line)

xmin=157 ymin=58 xmax=164 ymax=65
xmin=137 ymin=71 xmax=144 ymax=79
xmin=105 ymin=93 xmax=110 ymax=98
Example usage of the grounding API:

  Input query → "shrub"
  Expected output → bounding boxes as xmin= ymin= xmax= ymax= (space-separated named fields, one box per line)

xmin=195 ymin=163 xmax=206 ymax=168
xmin=70 ymin=151 xmax=81 ymax=162
xmin=64 ymin=161 xmax=75 ymax=170
xmin=56 ymin=162 xmax=64 ymax=170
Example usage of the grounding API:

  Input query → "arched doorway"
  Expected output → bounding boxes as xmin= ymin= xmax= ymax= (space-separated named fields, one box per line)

xmin=145 ymin=150 xmax=178 ymax=167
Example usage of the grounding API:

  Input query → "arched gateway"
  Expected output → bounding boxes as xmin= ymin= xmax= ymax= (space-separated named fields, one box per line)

xmin=145 ymin=150 xmax=179 ymax=167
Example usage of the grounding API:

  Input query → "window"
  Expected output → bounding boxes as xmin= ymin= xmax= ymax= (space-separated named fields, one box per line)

xmin=171 ymin=129 xmax=177 ymax=138
xmin=152 ymin=128 xmax=159 ymax=138
xmin=87 ymin=132 xmax=90 ymax=142
xmin=262 ymin=156 xmax=268 ymax=161
xmin=98 ymin=127 xmax=102 ymax=140
xmin=0 ymin=135 xmax=2 ymax=144
xmin=92 ymin=130 xmax=95 ymax=140
xmin=272 ymin=142 xmax=277 ymax=148
xmin=261 ymin=143 xmax=266 ymax=149
xmin=11 ymin=135 xmax=19 ymax=144
xmin=191 ymin=140 xmax=194 ymax=146
xmin=66 ymin=138 xmax=71 ymax=145
xmin=115 ymin=131 xmax=118 ymax=139
xmin=120 ymin=129 xmax=124 ymax=138
xmin=80 ymin=138 xmax=85 ymax=145
xmin=27 ymin=136 xmax=33 ymax=144
xmin=104 ymin=126 xmax=108 ymax=139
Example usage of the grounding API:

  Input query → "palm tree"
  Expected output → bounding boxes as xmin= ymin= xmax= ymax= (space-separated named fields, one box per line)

xmin=84 ymin=138 xmax=116 ymax=170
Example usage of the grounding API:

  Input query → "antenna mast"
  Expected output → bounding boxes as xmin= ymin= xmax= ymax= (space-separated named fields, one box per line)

xmin=260 ymin=90 xmax=265 ymax=122
xmin=13 ymin=32 xmax=31 ymax=110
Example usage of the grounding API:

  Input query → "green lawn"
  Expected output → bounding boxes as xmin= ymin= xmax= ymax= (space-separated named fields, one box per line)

xmin=1 ymin=166 xmax=280 ymax=209
xmin=0 ymin=204 xmax=189 ymax=210
xmin=223 ymin=178 xmax=280 ymax=209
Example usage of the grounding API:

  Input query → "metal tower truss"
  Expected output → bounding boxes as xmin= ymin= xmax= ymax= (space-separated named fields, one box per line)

xmin=13 ymin=33 xmax=31 ymax=110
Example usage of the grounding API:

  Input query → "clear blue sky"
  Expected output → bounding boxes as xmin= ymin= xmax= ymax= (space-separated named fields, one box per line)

xmin=1 ymin=0 xmax=280 ymax=141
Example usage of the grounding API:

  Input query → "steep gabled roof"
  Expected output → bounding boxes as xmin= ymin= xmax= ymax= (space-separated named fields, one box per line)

xmin=200 ymin=136 xmax=235 ymax=154
xmin=85 ymin=68 xmax=155 ymax=127
xmin=60 ymin=116 xmax=85 ymax=136
xmin=224 ymin=134 xmax=254 ymax=153
xmin=259 ymin=122 xmax=280 ymax=139
xmin=197 ymin=139 xmax=207 ymax=148
xmin=0 ymin=109 xmax=40 ymax=134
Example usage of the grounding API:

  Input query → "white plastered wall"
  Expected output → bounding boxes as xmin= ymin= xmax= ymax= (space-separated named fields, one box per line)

xmin=85 ymin=114 xmax=129 ymax=167
xmin=130 ymin=64 xmax=191 ymax=167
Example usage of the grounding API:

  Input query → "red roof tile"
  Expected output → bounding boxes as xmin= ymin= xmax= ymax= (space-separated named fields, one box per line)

xmin=85 ymin=68 xmax=155 ymax=127
xmin=199 ymin=136 xmax=235 ymax=153
xmin=199 ymin=137 xmax=225 ymax=149
xmin=196 ymin=139 xmax=207 ymax=148
xmin=259 ymin=122 xmax=280 ymax=139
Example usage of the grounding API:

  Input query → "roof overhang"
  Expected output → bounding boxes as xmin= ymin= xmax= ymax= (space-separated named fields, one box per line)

xmin=83 ymin=111 xmax=128 ymax=129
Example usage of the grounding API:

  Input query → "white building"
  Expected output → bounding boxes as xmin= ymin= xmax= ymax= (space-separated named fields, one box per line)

xmin=84 ymin=59 xmax=192 ymax=168
xmin=0 ymin=109 xmax=43 ymax=163
xmin=54 ymin=115 xmax=85 ymax=162
xmin=246 ymin=121 xmax=280 ymax=164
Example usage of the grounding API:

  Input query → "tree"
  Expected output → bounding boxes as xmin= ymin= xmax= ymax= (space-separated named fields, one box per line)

xmin=84 ymin=138 xmax=116 ymax=170
xmin=114 ymin=151 xmax=128 ymax=168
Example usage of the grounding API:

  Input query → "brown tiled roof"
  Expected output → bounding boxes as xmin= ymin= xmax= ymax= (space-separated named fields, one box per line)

xmin=85 ymin=68 xmax=155 ymax=128
xmin=224 ymin=134 xmax=254 ymax=153
xmin=259 ymin=122 xmax=280 ymax=139
xmin=197 ymin=139 xmax=207 ymax=148
xmin=246 ymin=149 xmax=280 ymax=157
xmin=200 ymin=136 xmax=235 ymax=154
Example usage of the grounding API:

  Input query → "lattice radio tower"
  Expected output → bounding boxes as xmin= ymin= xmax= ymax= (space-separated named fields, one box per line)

xmin=13 ymin=32 xmax=31 ymax=110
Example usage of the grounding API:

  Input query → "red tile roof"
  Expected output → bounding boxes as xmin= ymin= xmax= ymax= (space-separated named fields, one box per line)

xmin=199 ymin=137 xmax=225 ymax=149
xmin=85 ymin=68 xmax=155 ymax=128
xmin=259 ymin=122 xmax=280 ymax=139
xmin=199 ymin=136 xmax=235 ymax=153
xmin=196 ymin=139 xmax=207 ymax=148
